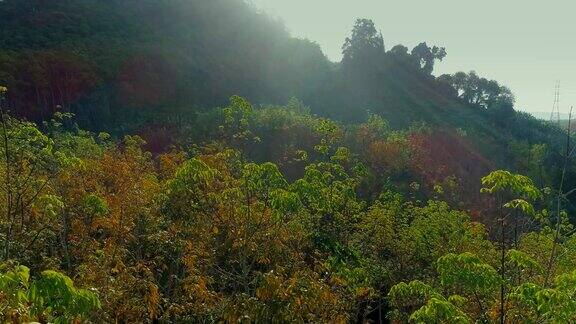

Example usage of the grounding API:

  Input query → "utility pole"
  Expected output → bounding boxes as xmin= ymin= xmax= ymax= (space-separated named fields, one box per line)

xmin=550 ymin=81 xmax=561 ymax=124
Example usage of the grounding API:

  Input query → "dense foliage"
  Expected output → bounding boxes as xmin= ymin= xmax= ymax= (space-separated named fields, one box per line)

xmin=2 ymin=0 xmax=576 ymax=322
xmin=1 ymin=89 xmax=576 ymax=321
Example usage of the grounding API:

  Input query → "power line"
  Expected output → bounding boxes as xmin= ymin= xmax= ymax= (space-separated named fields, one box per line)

xmin=550 ymin=81 xmax=561 ymax=124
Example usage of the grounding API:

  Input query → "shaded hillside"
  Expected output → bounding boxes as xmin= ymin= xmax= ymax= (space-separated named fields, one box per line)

xmin=0 ymin=0 xmax=500 ymax=131
xmin=0 ymin=0 xmax=574 ymax=198
xmin=0 ymin=0 xmax=330 ymax=128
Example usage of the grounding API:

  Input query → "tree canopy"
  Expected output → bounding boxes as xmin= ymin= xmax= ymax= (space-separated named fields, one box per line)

xmin=1 ymin=0 xmax=576 ymax=322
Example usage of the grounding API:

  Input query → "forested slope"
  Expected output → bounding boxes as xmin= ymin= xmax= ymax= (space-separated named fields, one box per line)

xmin=2 ymin=0 xmax=573 ymax=202
xmin=2 ymin=0 xmax=576 ymax=322
xmin=1 ymin=96 xmax=576 ymax=322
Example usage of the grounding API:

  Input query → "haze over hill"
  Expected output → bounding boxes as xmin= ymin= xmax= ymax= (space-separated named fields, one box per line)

xmin=0 ymin=0 xmax=570 ymax=168
xmin=251 ymin=0 xmax=576 ymax=115
xmin=2 ymin=1 xmax=576 ymax=322
xmin=530 ymin=111 xmax=572 ymax=120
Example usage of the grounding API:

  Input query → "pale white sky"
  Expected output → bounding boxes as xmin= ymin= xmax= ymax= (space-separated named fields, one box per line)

xmin=250 ymin=0 xmax=576 ymax=114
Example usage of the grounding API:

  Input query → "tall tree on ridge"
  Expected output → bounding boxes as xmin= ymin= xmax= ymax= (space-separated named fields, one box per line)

xmin=342 ymin=19 xmax=385 ymax=73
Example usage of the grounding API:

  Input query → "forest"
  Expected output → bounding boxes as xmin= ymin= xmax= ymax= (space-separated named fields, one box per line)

xmin=1 ymin=0 xmax=576 ymax=323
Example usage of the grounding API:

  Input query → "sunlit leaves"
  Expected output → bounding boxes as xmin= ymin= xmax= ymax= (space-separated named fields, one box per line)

xmin=166 ymin=158 xmax=218 ymax=219
xmin=82 ymin=194 xmax=109 ymax=217
xmin=0 ymin=264 xmax=100 ymax=322
xmin=508 ymin=271 xmax=576 ymax=322
xmin=506 ymin=249 xmax=543 ymax=277
xmin=0 ymin=116 xmax=56 ymax=171
xmin=331 ymin=147 xmax=351 ymax=164
xmin=244 ymin=270 xmax=351 ymax=323
xmin=30 ymin=270 xmax=101 ymax=321
xmin=481 ymin=170 xmax=541 ymax=200
xmin=389 ymin=252 xmax=497 ymax=323
xmin=388 ymin=280 xmax=471 ymax=323
xmin=388 ymin=280 xmax=441 ymax=311
xmin=221 ymin=95 xmax=258 ymax=147
xmin=403 ymin=201 xmax=495 ymax=270
xmin=269 ymin=189 xmax=301 ymax=215
xmin=0 ymin=264 xmax=32 ymax=320
xmin=170 ymin=158 xmax=216 ymax=191
xmin=242 ymin=162 xmax=287 ymax=199
xmin=292 ymin=162 xmax=359 ymax=215
xmin=437 ymin=253 xmax=500 ymax=296
xmin=507 ymin=202 xmax=535 ymax=219
xmin=410 ymin=297 xmax=471 ymax=324
xmin=35 ymin=195 xmax=64 ymax=218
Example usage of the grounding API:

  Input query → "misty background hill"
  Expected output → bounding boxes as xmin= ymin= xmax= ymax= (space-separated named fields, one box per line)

xmin=0 ymin=0 xmax=572 ymax=181
xmin=0 ymin=1 xmax=528 ymax=125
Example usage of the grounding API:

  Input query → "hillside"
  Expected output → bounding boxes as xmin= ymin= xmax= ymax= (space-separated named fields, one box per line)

xmin=1 ymin=0 xmax=574 ymax=206
xmin=0 ymin=1 xmax=570 ymax=161
xmin=0 ymin=0 xmax=329 ymax=127
xmin=0 ymin=1 xmax=529 ymax=127
xmin=2 ymin=0 xmax=576 ymax=322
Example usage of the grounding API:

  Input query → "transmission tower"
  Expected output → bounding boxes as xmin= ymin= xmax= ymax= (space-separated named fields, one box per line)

xmin=550 ymin=81 xmax=561 ymax=124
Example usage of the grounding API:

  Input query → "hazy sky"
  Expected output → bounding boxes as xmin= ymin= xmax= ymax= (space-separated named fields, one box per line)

xmin=250 ymin=0 xmax=576 ymax=115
